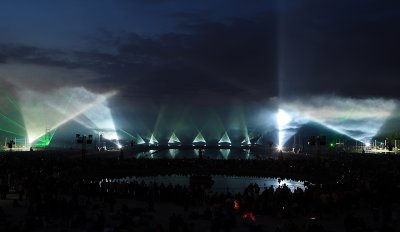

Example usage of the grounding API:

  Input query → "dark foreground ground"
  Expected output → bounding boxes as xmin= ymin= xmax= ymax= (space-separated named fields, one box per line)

xmin=0 ymin=150 xmax=398 ymax=231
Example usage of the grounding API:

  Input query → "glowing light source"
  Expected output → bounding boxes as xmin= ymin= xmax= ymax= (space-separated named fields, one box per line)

xmin=276 ymin=109 xmax=292 ymax=148
xmin=193 ymin=132 xmax=206 ymax=144
xmin=241 ymin=136 xmax=251 ymax=145
xmin=277 ymin=145 xmax=283 ymax=151
xmin=149 ymin=134 xmax=158 ymax=145
xmin=83 ymin=102 xmax=119 ymax=142
xmin=220 ymin=149 xmax=230 ymax=159
xmin=218 ymin=132 xmax=231 ymax=144
xmin=168 ymin=132 xmax=181 ymax=144
xmin=365 ymin=142 xmax=370 ymax=147
xmin=136 ymin=134 xmax=146 ymax=144
xmin=234 ymin=199 xmax=240 ymax=211
xmin=169 ymin=149 xmax=179 ymax=158
xmin=277 ymin=109 xmax=291 ymax=128
xmin=242 ymin=212 xmax=256 ymax=223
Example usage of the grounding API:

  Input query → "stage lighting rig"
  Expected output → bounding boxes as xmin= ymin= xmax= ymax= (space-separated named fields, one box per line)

xmin=76 ymin=134 xmax=93 ymax=159
xmin=7 ymin=140 xmax=16 ymax=152
xmin=308 ymin=135 xmax=326 ymax=155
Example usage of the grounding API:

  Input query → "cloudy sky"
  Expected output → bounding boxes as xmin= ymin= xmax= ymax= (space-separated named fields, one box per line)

xmin=0 ymin=0 xmax=399 ymax=144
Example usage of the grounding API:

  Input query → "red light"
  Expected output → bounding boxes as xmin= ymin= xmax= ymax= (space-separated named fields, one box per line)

xmin=234 ymin=199 xmax=240 ymax=211
xmin=242 ymin=212 xmax=256 ymax=223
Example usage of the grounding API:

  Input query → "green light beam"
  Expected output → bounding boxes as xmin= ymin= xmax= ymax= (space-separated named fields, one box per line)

xmin=7 ymin=96 xmax=22 ymax=113
xmin=32 ymin=129 xmax=57 ymax=148
xmin=0 ymin=127 xmax=25 ymax=136
xmin=0 ymin=112 xmax=26 ymax=130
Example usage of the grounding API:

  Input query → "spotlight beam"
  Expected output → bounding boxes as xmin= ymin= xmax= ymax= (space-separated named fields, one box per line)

xmin=168 ymin=132 xmax=181 ymax=144
xmin=46 ymin=103 xmax=97 ymax=129
xmin=152 ymin=106 xmax=166 ymax=139
xmin=277 ymin=109 xmax=292 ymax=147
xmin=30 ymin=90 xmax=117 ymax=143
xmin=136 ymin=134 xmax=146 ymax=144
xmin=118 ymin=128 xmax=135 ymax=138
xmin=32 ymin=94 xmax=76 ymax=146
xmin=149 ymin=134 xmax=158 ymax=144
xmin=50 ymin=91 xmax=117 ymax=130
xmin=218 ymin=132 xmax=231 ymax=144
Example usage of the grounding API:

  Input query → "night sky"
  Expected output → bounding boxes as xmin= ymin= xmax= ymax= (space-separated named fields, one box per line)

xmin=0 ymin=0 xmax=400 ymax=144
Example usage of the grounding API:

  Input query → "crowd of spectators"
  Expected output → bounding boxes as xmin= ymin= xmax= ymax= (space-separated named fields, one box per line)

xmin=0 ymin=152 xmax=398 ymax=231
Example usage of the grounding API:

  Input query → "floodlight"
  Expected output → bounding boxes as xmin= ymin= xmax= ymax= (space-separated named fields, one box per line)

xmin=277 ymin=109 xmax=291 ymax=128
xmin=276 ymin=109 xmax=293 ymax=150
xmin=193 ymin=132 xmax=206 ymax=144
xmin=168 ymin=132 xmax=181 ymax=144
xmin=87 ymin=135 xmax=93 ymax=144
xmin=218 ymin=132 xmax=231 ymax=144
xmin=149 ymin=134 xmax=158 ymax=145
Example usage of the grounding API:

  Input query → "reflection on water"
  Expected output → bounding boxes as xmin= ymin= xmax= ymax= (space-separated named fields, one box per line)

xmin=137 ymin=148 xmax=259 ymax=159
xmin=103 ymin=175 xmax=307 ymax=193
xmin=169 ymin=149 xmax=179 ymax=158
xmin=220 ymin=149 xmax=230 ymax=159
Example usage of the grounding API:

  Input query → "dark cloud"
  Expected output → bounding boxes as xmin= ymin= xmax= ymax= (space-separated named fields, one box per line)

xmin=0 ymin=44 xmax=78 ymax=68
xmin=128 ymin=0 xmax=173 ymax=5
xmin=278 ymin=0 xmax=400 ymax=98
xmin=1 ymin=13 xmax=277 ymax=104
xmin=1 ymin=0 xmax=399 ymax=102
xmin=110 ymin=15 xmax=277 ymax=103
